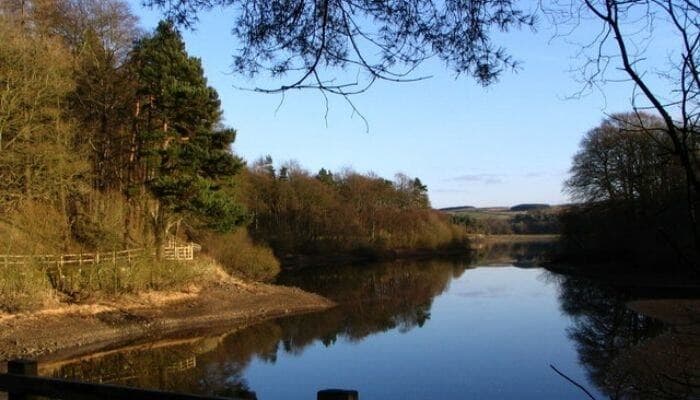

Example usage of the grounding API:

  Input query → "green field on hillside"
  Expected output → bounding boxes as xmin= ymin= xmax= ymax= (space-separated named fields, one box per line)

xmin=441 ymin=205 xmax=564 ymax=235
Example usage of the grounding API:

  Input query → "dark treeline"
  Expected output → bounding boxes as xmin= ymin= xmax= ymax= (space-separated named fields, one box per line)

xmin=561 ymin=112 xmax=699 ymax=270
xmin=237 ymin=159 xmax=467 ymax=262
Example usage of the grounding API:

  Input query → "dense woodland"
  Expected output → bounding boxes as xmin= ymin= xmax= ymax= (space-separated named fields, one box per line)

xmin=238 ymin=161 xmax=464 ymax=257
xmin=0 ymin=2 xmax=247 ymax=254
xmin=0 ymin=1 xmax=255 ymax=310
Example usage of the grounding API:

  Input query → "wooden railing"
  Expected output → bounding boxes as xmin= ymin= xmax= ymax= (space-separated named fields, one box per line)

xmin=0 ymin=242 xmax=200 ymax=268
xmin=165 ymin=356 xmax=197 ymax=374
xmin=0 ymin=360 xmax=239 ymax=400
xmin=0 ymin=249 xmax=143 ymax=268
xmin=0 ymin=360 xmax=359 ymax=400
xmin=162 ymin=245 xmax=194 ymax=261
xmin=162 ymin=238 xmax=200 ymax=261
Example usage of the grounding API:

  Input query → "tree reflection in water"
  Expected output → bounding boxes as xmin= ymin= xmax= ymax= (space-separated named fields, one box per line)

xmin=276 ymin=259 xmax=469 ymax=342
xmin=47 ymin=259 xmax=471 ymax=397
xmin=46 ymin=253 xmax=699 ymax=400
xmin=553 ymin=273 xmax=700 ymax=400
xmin=469 ymin=238 xmax=559 ymax=267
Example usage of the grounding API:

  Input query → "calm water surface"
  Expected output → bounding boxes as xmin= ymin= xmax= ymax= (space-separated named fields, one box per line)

xmin=45 ymin=248 xmax=699 ymax=399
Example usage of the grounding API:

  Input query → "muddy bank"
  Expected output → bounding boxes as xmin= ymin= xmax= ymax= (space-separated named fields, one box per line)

xmin=0 ymin=278 xmax=334 ymax=363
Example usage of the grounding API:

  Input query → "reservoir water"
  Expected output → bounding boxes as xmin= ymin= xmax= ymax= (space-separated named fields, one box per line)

xmin=45 ymin=246 xmax=699 ymax=399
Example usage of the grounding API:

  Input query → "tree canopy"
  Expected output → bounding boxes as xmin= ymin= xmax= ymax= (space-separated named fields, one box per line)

xmin=565 ymin=113 xmax=682 ymax=206
xmin=145 ymin=0 xmax=534 ymax=94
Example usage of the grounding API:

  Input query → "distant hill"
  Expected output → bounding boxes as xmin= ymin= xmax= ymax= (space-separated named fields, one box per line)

xmin=440 ymin=204 xmax=563 ymax=215
xmin=478 ymin=207 xmax=511 ymax=213
xmin=441 ymin=204 xmax=564 ymax=235
xmin=438 ymin=205 xmax=475 ymax=212
xmin=510 ymin=203 xmax=551 ymax=212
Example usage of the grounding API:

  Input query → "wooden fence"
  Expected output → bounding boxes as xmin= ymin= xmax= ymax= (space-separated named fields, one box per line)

xmin=0 ymin=242 xmax=200 ymax=268
xmin=0 ymin=360 xmax=359 ymax=400
xmin=0 ymin=360 xmax=240 ymax=400
xmin=0 ymin=249 xmax=143 ymax=268
xmin=162 ymin=246 xmax=193 ymax=261
xmin=162 ymin=239 xmax=201 ymax=261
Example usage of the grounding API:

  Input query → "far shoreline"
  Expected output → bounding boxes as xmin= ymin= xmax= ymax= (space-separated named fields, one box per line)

xmin=279 ymin=234 xmax=561 ymax=270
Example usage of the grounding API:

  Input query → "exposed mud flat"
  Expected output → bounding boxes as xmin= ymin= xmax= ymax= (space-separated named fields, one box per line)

xmin=0 ymin=277 xmax=334 ymax=363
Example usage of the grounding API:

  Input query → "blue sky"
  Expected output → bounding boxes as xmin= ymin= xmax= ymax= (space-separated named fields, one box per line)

xmin=127 ymin=1 xmax=652 ymax=208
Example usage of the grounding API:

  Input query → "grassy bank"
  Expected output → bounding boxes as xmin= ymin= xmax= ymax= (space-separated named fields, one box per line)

xmin=0 ymin=256 xmax=218 ymax=313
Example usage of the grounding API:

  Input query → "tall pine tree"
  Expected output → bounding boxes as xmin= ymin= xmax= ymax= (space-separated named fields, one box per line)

xmin=131 ymin=21 xmax=246 ymax=253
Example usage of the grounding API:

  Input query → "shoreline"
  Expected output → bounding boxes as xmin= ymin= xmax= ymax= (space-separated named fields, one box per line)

xmin=279 ymin=235 xmax=561 ymax=270
xmin=0 ymin=278 xmax=335 ymax=364
xmin=279 ymin=246 xmax=472 ymax=270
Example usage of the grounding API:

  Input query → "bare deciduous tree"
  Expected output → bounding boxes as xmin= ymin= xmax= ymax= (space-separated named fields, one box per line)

xmin=566 ymin=112 xmax=682 ymax=205
xmin=0 ymin=18 xmax=87 ymax=214
xmin=545 ymin=0 xmax=700 ymax=250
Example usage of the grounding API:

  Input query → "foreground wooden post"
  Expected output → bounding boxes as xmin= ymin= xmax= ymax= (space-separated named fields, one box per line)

xmin=317 ymin=389 xmax=358 ymax=400
xmin=7 ymin=359 xmax=37 ymax=400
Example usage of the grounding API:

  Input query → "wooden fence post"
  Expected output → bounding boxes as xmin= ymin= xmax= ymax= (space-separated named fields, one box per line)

xmin=7 ymin=359 xmax=38 ymax=400
xmin=113 ymin=249 xmax=118 ymax=292
xmin=317 ymin=389 xmax=358 ymax=400
xmin=57 ymin=255 xmax=64 ymax=291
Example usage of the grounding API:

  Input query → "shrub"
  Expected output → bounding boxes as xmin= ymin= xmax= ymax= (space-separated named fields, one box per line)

xmin=204 ymin=229 xmax=280 ymax=282
xmin=0 ymin=262 xmax=54 ymax=313
xmin=51 ymin=255 xmax=202 ymax=300
xmin=0 ymin=201 xmax=70 ymax=255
